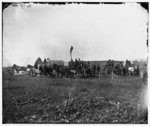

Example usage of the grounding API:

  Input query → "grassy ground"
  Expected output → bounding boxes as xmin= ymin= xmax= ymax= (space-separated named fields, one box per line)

xmin=2 ymin=68 xmax=147 ymax=123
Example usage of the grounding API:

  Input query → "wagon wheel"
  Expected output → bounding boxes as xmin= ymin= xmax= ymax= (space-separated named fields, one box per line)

xmin=29 ymin=71 xmax=32 ymax=76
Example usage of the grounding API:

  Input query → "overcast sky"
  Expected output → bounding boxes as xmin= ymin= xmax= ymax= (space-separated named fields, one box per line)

xmin=3 ymin=3 xmax=148 ymax=66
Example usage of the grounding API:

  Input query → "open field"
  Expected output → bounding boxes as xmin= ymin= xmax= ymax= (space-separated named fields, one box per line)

xmin=3 ymin=68 xmax=147 ymax=123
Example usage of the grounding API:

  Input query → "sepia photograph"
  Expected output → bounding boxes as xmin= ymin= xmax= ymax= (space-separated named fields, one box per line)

xmin=2 ymin=2 xmax=148 ymax=124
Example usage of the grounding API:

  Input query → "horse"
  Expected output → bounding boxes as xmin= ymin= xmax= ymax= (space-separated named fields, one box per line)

xmin=128 ymin=66 xmax=140 ymax=76
xmin=38 ymin=64 xmax=53 ymax=77
xmin=128 ymin=67 xmax=134 ymax=76
xmin=59 ymin=65 xmax=76 ymax=78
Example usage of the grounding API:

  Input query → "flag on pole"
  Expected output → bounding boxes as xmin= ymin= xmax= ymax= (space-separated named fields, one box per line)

xmin=70 ymin=46 xmax=73 ymax=60
xmin=70 ymin=46 xmax=73 ymax=54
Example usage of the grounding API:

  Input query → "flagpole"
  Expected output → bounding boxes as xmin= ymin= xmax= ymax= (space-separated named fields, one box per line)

xmin=70 ymin=46 xmax=73 ymax=61
xmin=70 ymin=53 xmax=72 ymax=60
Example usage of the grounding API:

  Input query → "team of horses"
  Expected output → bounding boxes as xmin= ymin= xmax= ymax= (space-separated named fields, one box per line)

xmin=103 ymin=60 xmax=140 ymax=76
xmin=12 ymin=59 xmax=141 ymax=78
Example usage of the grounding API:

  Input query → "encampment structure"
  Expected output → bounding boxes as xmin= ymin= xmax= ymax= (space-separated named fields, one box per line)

xmin=34 ymin=57 xmax=43 ymax=69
